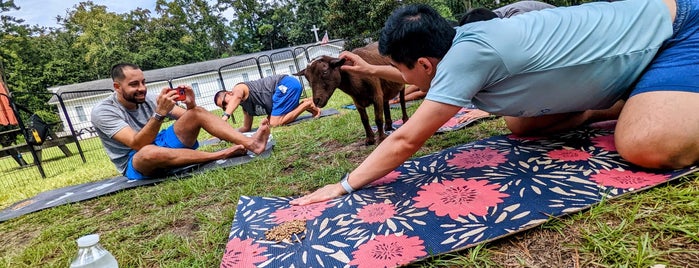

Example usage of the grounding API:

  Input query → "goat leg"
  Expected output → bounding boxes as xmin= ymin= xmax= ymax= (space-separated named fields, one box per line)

xmin=399 ymin=89 xmax=409 ymax=123
xmin=356 ymin=106 xmax=376 ymax=145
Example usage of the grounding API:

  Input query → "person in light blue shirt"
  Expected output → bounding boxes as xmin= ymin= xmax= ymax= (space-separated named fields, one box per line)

xmin=291 ymin=0 xmax=699 ymax=206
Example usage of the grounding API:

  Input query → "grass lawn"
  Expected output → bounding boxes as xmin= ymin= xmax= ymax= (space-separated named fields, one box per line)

xmin=0 ymin=91 xmax=697 ymax=267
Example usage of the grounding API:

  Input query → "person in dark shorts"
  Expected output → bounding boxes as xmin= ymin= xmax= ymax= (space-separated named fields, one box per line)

xmin=214 ymin=75 xmax=321 ymax=132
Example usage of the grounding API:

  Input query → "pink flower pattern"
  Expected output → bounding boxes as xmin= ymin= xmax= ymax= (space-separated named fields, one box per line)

xmin=591 ymin=169 xmax=670 ymax=189
xmin=547 ymin=149 xmax=591 ymax=161
xmin=369 ymin=170 xmax=401 ymax=186
xmin=413 ymin=179 xmax=509 ymax=219
xmin=220 ymin=238 xmax=267 ymax=268
xmin=356 ymin=203 xmax=396 ymax=224
xmin=447 ymin=147 xmax=508 ymax=169
xmin=592 ymin=135 xmax=616 ymax=152
xmin=349 ymin=234 xmax=426 ymax=268
xmin=271 ymin=201 xmax=332 ymax=224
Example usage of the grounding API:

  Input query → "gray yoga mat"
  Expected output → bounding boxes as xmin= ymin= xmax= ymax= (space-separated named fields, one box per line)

xmin=0 ymin=138 xmax=275 ymax=222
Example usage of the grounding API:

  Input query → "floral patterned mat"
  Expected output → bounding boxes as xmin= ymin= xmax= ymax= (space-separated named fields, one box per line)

xmin=392 ymin=107 xmax=497 ymax=133
xmin=221 ymin=122 xmax=697 ymax=268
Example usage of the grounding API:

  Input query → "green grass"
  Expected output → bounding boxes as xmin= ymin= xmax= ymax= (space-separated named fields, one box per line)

xmin=0 ymin=91 xmax=697 ymax=267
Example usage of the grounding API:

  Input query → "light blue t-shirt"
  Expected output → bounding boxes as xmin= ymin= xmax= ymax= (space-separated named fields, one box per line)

xmin=426 ymin=0 xmax=672 ymax=117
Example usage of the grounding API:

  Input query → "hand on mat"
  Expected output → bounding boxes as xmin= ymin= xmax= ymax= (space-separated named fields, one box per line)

xmin=457 ymin=109 xmax=491 ymax=124
xmin=290 ymin=183 xmax=344 ymax=206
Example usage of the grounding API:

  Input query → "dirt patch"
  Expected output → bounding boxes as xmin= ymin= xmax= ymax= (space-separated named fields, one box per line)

xmin=488 ymin=227 xmax=581 ymax=267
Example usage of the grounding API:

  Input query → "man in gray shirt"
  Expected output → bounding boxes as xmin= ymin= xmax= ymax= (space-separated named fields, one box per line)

xmin=91 ymin=63 xmax=271 ymax=180
xmin=214 ymin=75 xmax=321 ymax=132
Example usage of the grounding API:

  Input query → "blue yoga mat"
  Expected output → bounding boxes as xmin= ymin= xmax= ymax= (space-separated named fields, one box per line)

xmin=220 ymin=122 xmax=696 ymax=267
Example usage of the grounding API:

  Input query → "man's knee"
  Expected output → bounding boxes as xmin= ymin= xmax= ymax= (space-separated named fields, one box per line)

xmin=133 ymin=145 xmax=168 ymax=164
xmin=615 ymin=132 xmax=697 ymax=169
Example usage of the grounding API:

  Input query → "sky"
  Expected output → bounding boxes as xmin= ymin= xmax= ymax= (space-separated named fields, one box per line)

xmin=5 ymin=0 xmax=159 ymax=28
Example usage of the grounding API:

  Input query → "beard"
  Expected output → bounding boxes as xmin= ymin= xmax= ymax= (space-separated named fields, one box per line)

xmin=123 ymin=90 xmax=146 ymax=104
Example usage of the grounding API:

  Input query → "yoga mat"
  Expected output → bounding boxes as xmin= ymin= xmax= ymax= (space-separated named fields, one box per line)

xmin=371 ymin=107 xmax=495 ymax=135
xmin=0 ymin=137 xmax=275 ymax=222
xmin=393 ymin=107 xmax=497 ymax=133
xmin=285 ymin=108 xmax=339 ymax=126
xmin=220 ymin=122 xmax=696 ymax=268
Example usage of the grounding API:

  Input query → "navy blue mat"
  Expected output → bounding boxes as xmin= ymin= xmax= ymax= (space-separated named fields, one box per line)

xmin=220 ymin=122 xmax=696 ymax=267
xmin=0 ymin=137 xmax=275 ymax=222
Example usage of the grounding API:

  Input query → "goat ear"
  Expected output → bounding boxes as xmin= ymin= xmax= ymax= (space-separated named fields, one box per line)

xmin=329 ymin=58 xmax=346 ymax=68
xmin=293 ymin=68 xmax=306 ymax=76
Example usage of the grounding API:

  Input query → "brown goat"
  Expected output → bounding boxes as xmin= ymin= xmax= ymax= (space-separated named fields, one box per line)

xmin=295 ymin=43 xmax=408 ymax=145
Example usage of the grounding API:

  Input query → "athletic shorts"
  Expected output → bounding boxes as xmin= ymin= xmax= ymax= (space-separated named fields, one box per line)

xmin=631 ymin=0 xmax=699 ymax=96
xmin=125 ymin=125 xmax=199 ymax=180
xmin=271 ymin=76 xmax=303 ymax=116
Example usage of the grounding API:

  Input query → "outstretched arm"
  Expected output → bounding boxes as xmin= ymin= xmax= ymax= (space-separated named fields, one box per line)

xmin=339 ymin=51 xmax=406 ymax=84
xmin=290 ymin=100 xmax=462 ymax=206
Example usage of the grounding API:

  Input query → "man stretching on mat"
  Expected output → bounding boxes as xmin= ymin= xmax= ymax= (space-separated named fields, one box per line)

xmin=213 ymin=75 xmax=321 ymax=132
xmin=92 ymin=63 xmax=271 ymax=180
xmin=292 ymin=0 xmax=698 ymax=206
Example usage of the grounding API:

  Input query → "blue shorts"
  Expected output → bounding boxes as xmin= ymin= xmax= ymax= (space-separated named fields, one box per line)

xmin=271 ymin=76 xmax=303 ymax=116
xmin=631 ymin=0 xmax=699 ymax=96
xmin=125 ymin=125 xmax=199 ymax=180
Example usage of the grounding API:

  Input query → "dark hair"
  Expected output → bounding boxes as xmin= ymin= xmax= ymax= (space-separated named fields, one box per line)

xmin=459 ymin=8 xmax=498 ymax=25
xmin=110 ymin=63 xmax=141 ymax=82
xmin=379 ymin=4 xmax=456 ymax=69
xmin=214 ymin=90 xmax=227 ymax=106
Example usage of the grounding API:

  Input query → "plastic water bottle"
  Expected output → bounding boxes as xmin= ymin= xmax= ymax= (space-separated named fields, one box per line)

xmin=70 ymin=234 xmax=118 ymax=268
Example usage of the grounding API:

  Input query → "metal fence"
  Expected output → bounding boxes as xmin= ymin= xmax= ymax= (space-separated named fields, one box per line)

xmin=0 ymin=40 xmax=345 ymax=189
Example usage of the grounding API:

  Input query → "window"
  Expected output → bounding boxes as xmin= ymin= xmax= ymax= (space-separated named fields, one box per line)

xmin=288 ymin=65 xmax=295 ymax=74
xmin=75 ymin=106 xmax=87 ymax=122
xmin=265 ymin=69 xmax=273 ymax=76
xmin=242 ymin=73 xmax=249 ymax=82
xmin=191 ymin=82 xmax=201 ymax=97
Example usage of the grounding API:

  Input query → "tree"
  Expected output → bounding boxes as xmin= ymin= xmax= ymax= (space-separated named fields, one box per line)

xmin=60 ymin=1 xmax=131 ymax=79
xmin=323 ymin=0 xmax=400 ymax=50
xmin=288 ymin=0 xmax=328 ymax=45
xmin=219 ymin=0 xmax=294 ymax=53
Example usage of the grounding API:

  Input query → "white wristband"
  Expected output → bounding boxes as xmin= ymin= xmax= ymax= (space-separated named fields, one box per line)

xmin=340 ymin=173 xmax=355 ymax=194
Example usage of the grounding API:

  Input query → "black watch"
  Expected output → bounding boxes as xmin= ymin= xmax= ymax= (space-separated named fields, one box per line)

xmin=152 ymin=113 xmax=166 ymax=122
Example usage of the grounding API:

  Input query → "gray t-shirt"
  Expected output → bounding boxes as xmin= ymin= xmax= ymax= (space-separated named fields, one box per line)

xmin=91 ymin=93 xmax=162 ymax=174
xmin=493 ymin=1 xmax=555 ymax=18
xmin=239 ymin=74 xmax=285 ymax=116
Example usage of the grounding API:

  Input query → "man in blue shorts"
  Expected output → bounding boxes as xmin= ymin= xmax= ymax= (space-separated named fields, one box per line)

xmin=214 ymin=75 xmax=321 ymax=132
xmin=92 ymin=63 xmax=271 ymax=180
xmin=292 ymin=0 xmax=699 ymax=205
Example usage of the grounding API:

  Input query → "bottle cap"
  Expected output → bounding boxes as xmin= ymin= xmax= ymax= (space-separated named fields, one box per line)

xmin=76 ymin=234 xmax=100 ymax=247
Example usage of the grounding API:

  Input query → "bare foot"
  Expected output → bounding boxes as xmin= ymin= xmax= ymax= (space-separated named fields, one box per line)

xmin=218 ymin=144 xmax=247 ymax=159
xmin=248 ymin=118 xmax=271 ymax=154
